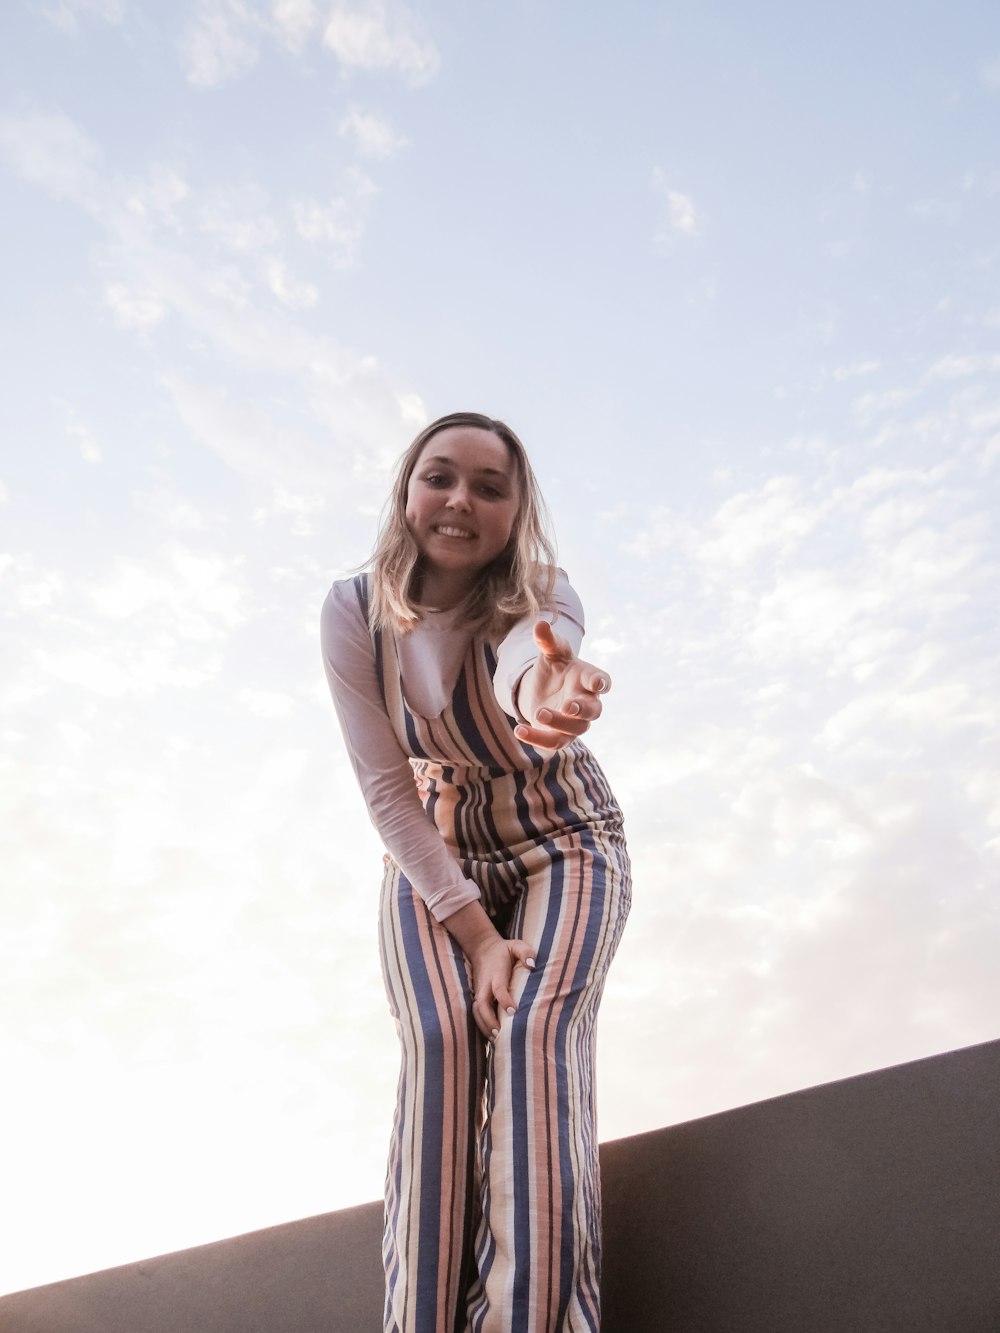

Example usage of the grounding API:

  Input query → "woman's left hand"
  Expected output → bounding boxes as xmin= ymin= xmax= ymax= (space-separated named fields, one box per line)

xmin=514 ymin=621 xmax=611 ymax=751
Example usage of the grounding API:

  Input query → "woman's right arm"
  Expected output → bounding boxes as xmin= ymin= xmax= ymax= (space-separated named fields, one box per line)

xmin=319 ymin=580 xmax=481 ymax=922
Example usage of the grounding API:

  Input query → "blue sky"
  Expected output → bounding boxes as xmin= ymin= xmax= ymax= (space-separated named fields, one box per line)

xmin=2 ymin=0 xmax=999 ymax=1294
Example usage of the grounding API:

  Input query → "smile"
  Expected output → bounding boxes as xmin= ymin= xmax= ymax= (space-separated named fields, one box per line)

xmin=433 ymin=525 xmax=476 ymax=539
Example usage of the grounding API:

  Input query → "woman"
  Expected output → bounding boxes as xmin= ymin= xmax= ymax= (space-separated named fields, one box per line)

xmin=321 ymin=412 xmax=630 ymax=1332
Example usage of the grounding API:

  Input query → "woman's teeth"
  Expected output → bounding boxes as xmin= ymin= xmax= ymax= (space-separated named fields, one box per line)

xmin=435 ymin=525 xmax=474 ymax=539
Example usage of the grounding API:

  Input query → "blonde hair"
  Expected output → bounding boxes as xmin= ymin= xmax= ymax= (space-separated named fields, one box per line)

xmin=369 ymin=412 xmax=557 ymax=636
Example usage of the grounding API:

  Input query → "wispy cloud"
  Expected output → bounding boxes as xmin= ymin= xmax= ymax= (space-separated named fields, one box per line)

xmin=338 ymin=106 xmax=407 ymax=159
xmin=178 ymin=0 xmax=439 ymax=88
xmin=595 ymin=370 xmax=1000 ymax=1125
xmin=0 ymin=112 xmax=102 ymax=208
xmin=65 ymin=414 xmax=104 ymax=464
xmin=198 ymin=184 xmax=280 ymax=254
xmin=292 ymin=167 xmax=378 ymax=267
xmin=0 ymin=110 xmax=411 ymax=477
xmin=104 ymin=281 xmax=167 ymax=329
xmin=832 ymin=360 xmax=880 ymax=381
xmin=271 ymin=0 xmax=322 ymax=53
xmin=928 ymin=351 xmax=1000 ymax=379
xmin=43 ymin=0 xmax=126 ymax=31
xmin=263 ymin=258 xmax=318 ymax=308
xmin=323 ymin=0 xmax=440 ymax=85
xmin=180 ymin=0 xmax=263 ymax=87
xmin=651 ymin=167 xmax=701 ymax=244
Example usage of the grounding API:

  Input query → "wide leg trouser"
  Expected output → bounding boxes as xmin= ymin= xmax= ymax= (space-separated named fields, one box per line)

xmin=378 ymin=840 xmax=630 ymax=1333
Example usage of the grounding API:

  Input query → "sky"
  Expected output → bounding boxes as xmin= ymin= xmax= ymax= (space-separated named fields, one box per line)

xmin=1 ymin=0 xmax=999 ymax=1297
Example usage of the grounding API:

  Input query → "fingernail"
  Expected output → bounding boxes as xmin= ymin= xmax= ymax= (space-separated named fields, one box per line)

xmin=491 ymin=1028 xmax=499 ymax=1039
xmin=506 ymin=1006 xmax=516 ymax=1016
xmin=526 ymin=957 xmax=536 ymax=968
xmin=566 ymin=702 xmax=580 ymax=716
xmin=595 ymin=677 xmax=607 ymax=692
xmin=537 ymin=708 xmax=551 ymax=722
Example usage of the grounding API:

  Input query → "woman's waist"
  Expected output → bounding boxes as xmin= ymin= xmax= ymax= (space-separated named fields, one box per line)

xmin=412 ymin=754 xmax=625 ymax=843
xmin=410 ymin=758 xmax=521 ymax=784
xmin=409 ymin=739 xmax=598 ymax=786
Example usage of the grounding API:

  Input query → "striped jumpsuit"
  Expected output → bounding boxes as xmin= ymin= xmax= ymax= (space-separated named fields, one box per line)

xmin=322 ymin=572 xmax=630 ymax=1333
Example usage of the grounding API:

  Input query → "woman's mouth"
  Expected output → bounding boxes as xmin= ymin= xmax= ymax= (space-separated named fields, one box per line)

xmin=433 ymin=524 xmax=476 ymax=540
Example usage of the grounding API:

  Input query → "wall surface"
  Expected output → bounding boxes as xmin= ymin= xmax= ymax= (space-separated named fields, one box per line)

xmin=600 ymin=1037 xmax=1000 ymax=1332
xmin=4 ymin=1038 xmax=999 ymax=1332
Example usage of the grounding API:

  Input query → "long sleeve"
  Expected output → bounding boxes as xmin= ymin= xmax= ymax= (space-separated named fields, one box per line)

xmin=492 ymin=568 xmax=585 ymax=721
xmin=320 ymin=580 xmax=482 ymax=922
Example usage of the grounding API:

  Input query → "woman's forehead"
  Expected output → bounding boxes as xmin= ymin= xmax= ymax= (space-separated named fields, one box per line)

xmin=416 ymin=426 xmax=513 ymax=474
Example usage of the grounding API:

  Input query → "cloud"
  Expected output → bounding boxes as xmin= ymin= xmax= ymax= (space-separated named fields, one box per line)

xmin=338 ymin=105 xmax=407 ymax=159
xmin=65 ymin=415 xmax=104 ymax=464
xmin=832 ymin=360 xmax=880 ymax=382
xmin=699 ymin=476 xmax=823 ymax=569
xmin=0 ymin=554 xmax=66 ymax=611
xmin=178 ymin=0 xmax=438 ymax=88
xmin=125 ymin=165 xmax=190 ymax=231
xmin=0 ymin=112 xmax=102 ymax=209
xmin=104 ymin=281 xmax=167 ymax=329
xmin=0 ymin=109 xmax=418 ymax=482
xmin=263 ymin=258 xmax=318 ymax=308
xmin=651 ymin=168 xmax=701 ymax=242
xmin=179 ymin=0 xmax=262 ymax=87
xmin=43 ymin=0 xmax=126 ymax=31
xmin=851 ymin=385 xmax=920 ymax=423
xmin=593 ymin=391 xmax=1000 ymax=1128
xmin=666 ymin=190 xmax=699 ymax=234
xmin=292 ymin=167 xmax=378 ymax=267
xmin=928 ymin=352 xmax=1000 ymax=380
xmin=15 ymin=545 xmax=250 ymax=701
xmin=323 ymin=0 xmax=440 ymax=85
xmin=270 ymin=0 xmax=322 ymax=52
xmin=198 ymin=185 xmax=281 ymax=254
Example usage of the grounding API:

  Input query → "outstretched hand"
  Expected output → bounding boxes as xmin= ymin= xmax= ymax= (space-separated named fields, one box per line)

xmin=513 ymin=621 xmax=611 ymax=751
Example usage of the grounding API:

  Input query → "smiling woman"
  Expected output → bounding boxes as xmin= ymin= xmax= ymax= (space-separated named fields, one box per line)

xmin=404 ymin=426 xmax=520 ymax=608
xmin=320 ymin=412 xmax=630 ymax=1333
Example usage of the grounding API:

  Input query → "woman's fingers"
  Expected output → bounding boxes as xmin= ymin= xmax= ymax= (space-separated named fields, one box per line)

xmin=538 ymin=707 xmax=591 ymax=735
xmin=472 ymin=997 xmax=495 ymax=1040
xmin=509 ymin=939 xmax=537 ymax=971
xmin=533 ymin=620 xmax=572 ymax=660
xmin=514 ymin=696 xmax=602 ymax=749
xmin=586 ymin=668 xmax=611 ymax=695
xmin=470 ymin=941 xmax=537 ymax=1040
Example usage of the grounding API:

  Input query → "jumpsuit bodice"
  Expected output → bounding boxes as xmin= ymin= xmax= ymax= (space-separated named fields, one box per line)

xmin=361 ymin=576 xmax=627 ymax=909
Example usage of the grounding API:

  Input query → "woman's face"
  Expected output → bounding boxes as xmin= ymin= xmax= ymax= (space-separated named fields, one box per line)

xmin=405 ymin=426 xmax=520 ymax=604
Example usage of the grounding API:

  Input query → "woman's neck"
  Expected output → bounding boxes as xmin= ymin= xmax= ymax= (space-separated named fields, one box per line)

xmin=416 ymin=570 xmax=475 ymax=612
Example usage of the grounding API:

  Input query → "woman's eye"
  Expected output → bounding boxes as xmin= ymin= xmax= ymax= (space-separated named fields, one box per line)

xmin=480 ymin=485 xmax=502 ymax=499
xmin=424 ymin=473 xmax=449 ymax=487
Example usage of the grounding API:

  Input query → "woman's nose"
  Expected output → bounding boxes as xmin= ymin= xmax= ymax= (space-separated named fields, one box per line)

xmin=446 ymin=483 xmax=473 ymax=510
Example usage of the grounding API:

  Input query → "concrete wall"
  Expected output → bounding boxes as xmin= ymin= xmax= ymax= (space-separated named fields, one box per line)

xmin=600 ymin=1036 xmax=1000 ymax=1332
xmin=4 ymin=1038 xmax=999 ymax=1332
